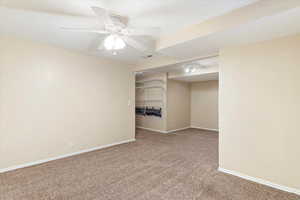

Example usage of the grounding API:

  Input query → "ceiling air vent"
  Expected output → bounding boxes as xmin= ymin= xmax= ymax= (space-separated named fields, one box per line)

xmin=142 ymin=54 xmax=153 ymax=59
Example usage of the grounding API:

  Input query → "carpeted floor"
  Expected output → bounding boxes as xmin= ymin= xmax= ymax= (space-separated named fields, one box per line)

xmin=0 ymin=128 xmax=299 ymax=200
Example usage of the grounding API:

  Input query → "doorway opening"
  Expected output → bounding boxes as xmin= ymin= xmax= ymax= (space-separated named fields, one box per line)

xmin=135 ymin=56 xmax=219 ymax=134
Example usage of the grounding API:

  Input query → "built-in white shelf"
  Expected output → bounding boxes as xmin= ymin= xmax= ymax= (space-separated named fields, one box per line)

xmin=136 ymin=99 xmax=163 ymax=102
xmin=136 ymin=86 xmax=165 ymax=90
xmin=136 ymin=79 xmax=165 ymax=84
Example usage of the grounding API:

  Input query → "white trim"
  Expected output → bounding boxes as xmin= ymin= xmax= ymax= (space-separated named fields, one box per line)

xmin=168 ymin=71 xmax=219 ymax=80
xmin=0 ymin=139 xmax=136 ymax=174
xmin=137 ymin=126 xmax=191 ymax=134
xmin=218 ymin=167 xmax=300 ymax=195
xmin=190 ymin=126 xmax=219 ymax=132
xmin=136 ymin=86 xmax=165 ymax=90
xmin=136 ymin=126 xmax=168 ymax=133
xmin=134 ymin=54 xmax=218 ymax=72
xmin=136 ymin=79 xmax=165 ymax=84
xmin=167 ymin=126 xmax=190 ymax=133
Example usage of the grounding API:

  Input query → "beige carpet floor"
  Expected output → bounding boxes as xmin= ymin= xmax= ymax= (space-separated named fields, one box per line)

xmin=0 ymin=128 xmax=299 ymax=200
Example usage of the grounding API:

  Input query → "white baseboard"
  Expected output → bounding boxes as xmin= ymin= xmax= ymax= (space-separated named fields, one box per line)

xmin=167 ymin=126 xmax=190 ymax=133
xmin=0 ymin=139 xmax=136 ymax=174
xmin=190 ymin=126 xmax=219 ymax=132
xmin=136 ymin=126 xmax=168 ymax=133
xmin=218 ymin=167 xmax=300 ymax=195
xmin=137 ymin=126 xmax=190 ymax=134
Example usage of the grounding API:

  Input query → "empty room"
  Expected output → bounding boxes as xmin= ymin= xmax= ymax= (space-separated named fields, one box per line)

xmin=0 ymin=0 xmax=300 ymax=199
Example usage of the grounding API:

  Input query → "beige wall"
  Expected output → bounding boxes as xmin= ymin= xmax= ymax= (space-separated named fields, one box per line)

xmin=219 ymin=34 xmax=300 ymax=190
xmin=0 ymin=36 xmax=135 ymax=170
xmin=167 ymin=80 xmax=190 ymax=131
xmin=191 ymin=81 xmax=219 ymax=130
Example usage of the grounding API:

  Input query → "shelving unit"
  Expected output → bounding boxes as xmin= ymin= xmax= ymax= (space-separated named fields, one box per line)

xmin=136 ymin=99 xmax=163 ymax=102
xmin=135 ymin=73 xmax=168 ymax=132
xmin=136 ymin=86 xmax=165 ymax=90
xmin=135 ymin=79 xmax=165 ymax=84
xmin=136 ymin=75 xmax=166 ymax=112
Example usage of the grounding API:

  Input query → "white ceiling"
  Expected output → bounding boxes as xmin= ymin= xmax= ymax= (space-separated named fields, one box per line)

xmin=140 ymin=56 xmax=219 ymax=82
xmin=159 ymin=6 xmax=300 ymax=59
xmin=0 ymin=0 xmax=259 ymax=63
xmin=170 ymin=72 xmax=219 ymax=82
xmin=142 ymin=56 xmax=219 ymax=73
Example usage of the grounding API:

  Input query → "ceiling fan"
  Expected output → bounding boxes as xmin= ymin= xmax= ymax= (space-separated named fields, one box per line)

xmin=62 ymin=7 xmax=160 ymax=55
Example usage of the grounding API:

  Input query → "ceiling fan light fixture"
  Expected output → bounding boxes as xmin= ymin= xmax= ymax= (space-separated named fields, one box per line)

xmin=191 ymin=67 xmax=197 ymax=73
xmin=104 ymin=34 xmax=126 ymax=50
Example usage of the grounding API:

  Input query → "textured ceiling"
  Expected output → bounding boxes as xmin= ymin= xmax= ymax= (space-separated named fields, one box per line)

xmin=1 ymin=0 xmax=259 ymax=35
xmin=0 ymin=0 xmax=259 ymax=63
xmin=137 ymin=56 xmax=219 ymax=82
xmin=170 ymin=72 xmax=219 ymax=82
xmin=159 ymin=6 xmax=300 ymax=60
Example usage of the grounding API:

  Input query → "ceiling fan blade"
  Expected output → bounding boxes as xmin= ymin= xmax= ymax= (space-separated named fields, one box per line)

xmin=91 ymin=6 xmax=106 ymax=17
xmin=125 ymin=27 xmax=161 ymax=36
xmin=121 ymin=36 xmax=149 ymax=52
xmin=88 ymin=36 xmax=106 ymax=52
xmin=61 ymin=27 xmax=109 ymax=34
xmin=91 ymin=6 xmax=114 ymax=25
